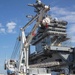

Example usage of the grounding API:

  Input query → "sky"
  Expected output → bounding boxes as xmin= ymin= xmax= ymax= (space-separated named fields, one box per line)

xmin=0 ymin=0 xmax=75 ymax=74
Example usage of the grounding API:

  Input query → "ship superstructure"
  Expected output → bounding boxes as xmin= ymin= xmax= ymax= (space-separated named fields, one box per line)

xmin=4 ymin=0 xmax=75 ymax=75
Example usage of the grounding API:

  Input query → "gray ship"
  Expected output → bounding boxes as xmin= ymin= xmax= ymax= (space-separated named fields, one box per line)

xmin=4 ymin=0 xmax=75 ymax=75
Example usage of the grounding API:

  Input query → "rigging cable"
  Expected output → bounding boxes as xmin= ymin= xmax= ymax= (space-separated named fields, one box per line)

xmin=11 ymin=31 xmax=21 ymax=59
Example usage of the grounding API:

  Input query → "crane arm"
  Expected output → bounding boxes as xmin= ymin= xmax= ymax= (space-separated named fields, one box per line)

xmin=22 ymin=14 xmax=39 ymax=30
xmin=24 ymin=7 xmax=50 ymax=48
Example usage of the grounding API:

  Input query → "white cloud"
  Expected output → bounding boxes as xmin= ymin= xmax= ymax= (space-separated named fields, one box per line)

xmin=67 ymin=24 xmax=75 ymax=43
xmin=67 ymin=24 xmax=75 ymax=34
xmin=51 ymin=6 xmax=75 ymax=43
xmin=51 ymin=7 xmax=67 ymax=15
xmin=51 ymin=7 xmax=75 ymax=15
xmin=51 ymin=7 xmax=75 ymax=23
xmin=0 ymin=28 xmax=5 ymax=33
xmin=6 ymin=22 xmax=17 ymax=33
xmin=0 ymin=22 xmax=17 ymax=34
xmin=71 ymin=36 xmax=75 ymax=43
xmin=0 ymin=23 xmax=6 ymax=33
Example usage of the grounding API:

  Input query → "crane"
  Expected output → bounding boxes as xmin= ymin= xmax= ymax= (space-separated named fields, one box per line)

xmin=4 ymin=0 xmax=50 ymax=75
xmin=19 ymin=1 xmax=50 ymax=74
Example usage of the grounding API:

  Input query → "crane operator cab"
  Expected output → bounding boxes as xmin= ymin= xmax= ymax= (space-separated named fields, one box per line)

xmin=4 ymin=60 xmax=17 ymax=75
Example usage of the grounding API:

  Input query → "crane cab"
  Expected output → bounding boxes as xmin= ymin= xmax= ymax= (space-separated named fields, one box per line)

xmin=4 ymin=60 xmax=17 ymax=75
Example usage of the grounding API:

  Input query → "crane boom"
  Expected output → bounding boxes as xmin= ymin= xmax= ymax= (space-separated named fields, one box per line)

xmin=22 ymin=14 xmax=39 ymax=30
xmin=19 ymin=4 xmax=50 ymax=75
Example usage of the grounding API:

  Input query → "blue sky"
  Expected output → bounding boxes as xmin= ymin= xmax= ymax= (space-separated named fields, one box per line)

xmin=0 ymin=0 xmax=75 ymax=74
